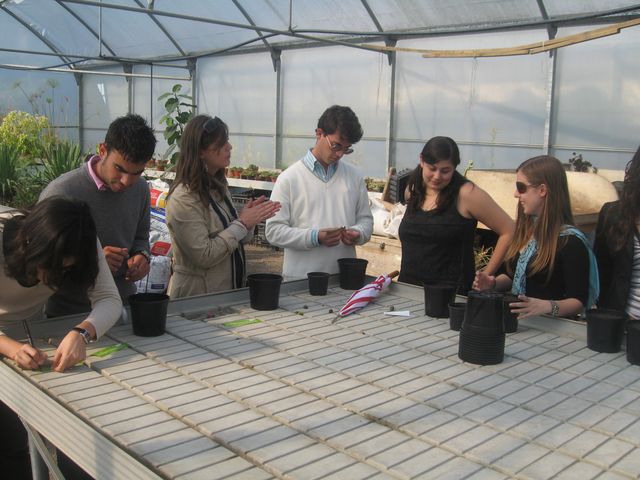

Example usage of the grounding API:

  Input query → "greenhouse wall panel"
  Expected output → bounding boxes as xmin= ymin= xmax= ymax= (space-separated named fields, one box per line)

xmin=552 ymin=26 xmax=640 ymax=169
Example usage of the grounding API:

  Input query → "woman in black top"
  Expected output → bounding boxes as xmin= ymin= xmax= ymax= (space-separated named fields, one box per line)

xmin=398 ymin=136 xmax=514 ymax=294
xmin=594 ymin=145 xmax=640 ymax=318
xmin=474 ymin=155 xmax=599 ymax=319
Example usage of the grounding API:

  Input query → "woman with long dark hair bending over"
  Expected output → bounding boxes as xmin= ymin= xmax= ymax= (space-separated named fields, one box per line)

xmin=1 ymin=196 xmax=121 ymax=478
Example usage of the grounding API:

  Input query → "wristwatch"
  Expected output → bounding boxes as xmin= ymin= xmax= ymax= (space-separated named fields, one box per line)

xmin=132 ymin=249 xmax=151 ymax=263
xmin=549 ymin=300 xmax=560 ymax=317
xmin=72 ymin=327 xmax=95 ymax=344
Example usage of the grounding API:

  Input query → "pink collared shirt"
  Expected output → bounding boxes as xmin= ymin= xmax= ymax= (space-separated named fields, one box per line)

xmin=87 ymin=154 xmax=108 ymax=190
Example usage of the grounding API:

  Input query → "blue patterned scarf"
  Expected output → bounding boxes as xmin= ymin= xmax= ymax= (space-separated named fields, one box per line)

xmin=511 ymin=225 xmax=599 ymax=310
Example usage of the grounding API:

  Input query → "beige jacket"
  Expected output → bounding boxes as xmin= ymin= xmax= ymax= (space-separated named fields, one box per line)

xmin=165 ymin=184 xmax=252 ymax=298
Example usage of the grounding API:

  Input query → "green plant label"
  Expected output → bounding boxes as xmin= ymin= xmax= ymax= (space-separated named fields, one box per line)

xmin=223 ymin=318 xmax=262 ymax=327
xmin=91 ymin=343 xmax=129 ymax=358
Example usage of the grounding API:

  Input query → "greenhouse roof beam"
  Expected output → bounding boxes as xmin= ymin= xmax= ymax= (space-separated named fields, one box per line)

xmin=58 ymin=0 xmax=384 ymax=56
xmin=132 ymin=0 xmax=185 ymax=57
xmin=4 ymin=0 xmax=639 ymax=67
xmin=231 ymin=0 xmax=274 ymax=54
xmin=0 ymin=63 xmax=189 ymax=80
xmin=0 ymin=4 xmax=74 ymax=69
xmin=360 ymin=0 xmax=384 ymax=33
xmin=536 ymin=0 xmax=557 ymax=40
xmin=0 ymin=46 xmax=189 ymax=71
xmin=54 ymin=0 xmax=117 ymax=57
xmin=360 ymin=0 xmax=396 ymax=65
xmin=291 ymin=4 xmax=640 ymax=37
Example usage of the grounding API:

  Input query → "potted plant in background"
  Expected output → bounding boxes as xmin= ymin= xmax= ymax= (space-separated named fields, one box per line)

xmin=0 ymin=143 xmax=20 ymax=204
xmin=228 ymin=166 xmax=242 ymax=178
xmin=158 ymin=84 xmax=195 ymax=171
xmin=243 ymin=164 xmax=259 ymax=180
xmin=257 ymin=170 xmax=272 ymax=182
xmin=365 ymin=177 xmax=385 ymax=193
xmin=39 ymin=139 xmax=84 ymax=185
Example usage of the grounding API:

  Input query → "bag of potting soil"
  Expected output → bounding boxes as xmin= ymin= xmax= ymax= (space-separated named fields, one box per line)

xmin=135 ymin=255 xmax=171 ymax=294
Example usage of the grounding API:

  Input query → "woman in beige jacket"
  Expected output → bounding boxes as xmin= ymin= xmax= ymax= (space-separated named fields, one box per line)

xmin=166 ymin=115 xmax=280 ymax=298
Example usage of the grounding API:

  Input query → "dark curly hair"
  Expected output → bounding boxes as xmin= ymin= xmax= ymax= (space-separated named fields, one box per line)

xmin=104 ymin=114 xmax=157 ymax=165
xmin=405 ymin=136 xmax=469 ymax=215
xmin=317 ymin=105 xmax=363 ymax=144
xmin=2 ymin=197 xmax=99 ymax=290
xmin=606 ymin=145 xmax=640 ymax=251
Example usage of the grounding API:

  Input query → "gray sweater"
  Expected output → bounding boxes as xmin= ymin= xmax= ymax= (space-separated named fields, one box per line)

xmin=40 ymin=161 xmax=150 ymax=314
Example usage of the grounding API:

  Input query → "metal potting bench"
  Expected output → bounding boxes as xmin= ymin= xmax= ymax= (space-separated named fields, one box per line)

xmin=1 ymin=277 xmax=639 ymax=479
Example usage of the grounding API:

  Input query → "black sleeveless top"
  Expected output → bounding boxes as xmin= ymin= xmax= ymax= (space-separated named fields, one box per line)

xmin=398 ymin=198 xmax=477 ymax=294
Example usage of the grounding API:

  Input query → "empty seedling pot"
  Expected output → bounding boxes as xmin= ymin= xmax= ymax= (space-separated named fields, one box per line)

xmin=248 ymin=273 xmax=283 ymax=310
xmin=337 ymin=258 xmax=368 ymax=290
xmin=129 ymin=293 xmax=169 ymax=337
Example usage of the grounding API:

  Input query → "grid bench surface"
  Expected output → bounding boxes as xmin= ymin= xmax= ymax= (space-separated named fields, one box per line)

xmin=12 ymin=281 xmax=640 ymax=479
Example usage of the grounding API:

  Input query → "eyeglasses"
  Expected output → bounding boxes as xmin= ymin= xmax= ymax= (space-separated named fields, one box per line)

xmin=324 ymin=135 xmax=353 ymax=155
xmin=203 ymin=116 xmax=222 ymax=133
xmin=515 ymin=181 xmax=540 ymax=194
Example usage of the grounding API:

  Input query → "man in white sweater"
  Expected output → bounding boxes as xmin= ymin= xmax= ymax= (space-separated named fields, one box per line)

xmin=266 ymin=105 xmax=373 ymax=279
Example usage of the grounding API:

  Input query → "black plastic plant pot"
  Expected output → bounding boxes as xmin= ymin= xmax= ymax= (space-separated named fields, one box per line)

xmin=627 ymin=320 xmax=640 ymax=365
xmin=449 ymin=302 xmax=467 ymax=331
xmin=586 ymin=308 xmax=626 ymax=353
xmin=248 ymin=273 xmax=283 ymax=310
xmin=423 ymin=282 xmax=457 ymax=318
xmin=129 ymin=293 xmax=169 ymax=337
xmin=458 ymin=331 xmax=505 ymax=365
xmin=308 ymin=272 xmax=330 ymax=296
xmin=502 ymin=293 xmax=519 ymax=333
xmin=463 ymin=291 xmax=505 ymax=333
xmin=337 ymin=258 xmax=368 ymax=290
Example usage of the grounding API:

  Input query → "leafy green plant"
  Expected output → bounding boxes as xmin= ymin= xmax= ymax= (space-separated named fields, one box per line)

xmin=40 ymin=140 xmax=84 ymax=184
xmin=568 ymin=152 xmax=597 ymax=173
xmin=257 ymin=170 xmax=273 ymax=181
xmin=242 ymin=164 xmax=259 ymax=179
xmin=11 ymin=174 xmax=43 ymax=209
xmin=463 ymin=160 xmax=474 ymax=177
xmin=158 ymin=84 xmax=195 ymax=169
xmin=0 ymin=110 xmax=50 ymax=156
xmin=365 ymin=177 xmax=386 ymax=192
xmin=0 ymin=143 xmax=21 ymax=203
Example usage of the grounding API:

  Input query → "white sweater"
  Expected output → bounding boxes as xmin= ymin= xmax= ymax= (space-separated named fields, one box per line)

xmin=266 ymin=159 xmax=373 ymax=279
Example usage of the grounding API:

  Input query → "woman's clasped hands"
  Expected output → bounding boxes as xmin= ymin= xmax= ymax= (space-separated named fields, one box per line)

xmin=239 ymin=195 xmax=281 ymax=229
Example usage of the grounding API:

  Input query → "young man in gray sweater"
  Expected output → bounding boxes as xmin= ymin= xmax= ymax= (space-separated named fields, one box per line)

xmin=40 ymin=113 xmax=157 ymax=315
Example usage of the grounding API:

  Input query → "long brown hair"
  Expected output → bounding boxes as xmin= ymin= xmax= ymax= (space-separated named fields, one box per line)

xmin=606 ymin=145 xmax=640 ymax=251
xmin=168 ymin=115 xmax=229 ymax=207
xmin=505 ymin=155 xmax=574 ymax=280
xmin=405 ymin=136 xmax=469 ymax=215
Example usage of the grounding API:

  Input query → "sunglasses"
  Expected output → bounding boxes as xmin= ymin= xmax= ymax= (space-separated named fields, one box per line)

xmin=324 ymin=135 xmax=354 ymax=155
xmin=515 ymin=181 xmax=540 ymax=194
xmin=203 ymin=116 xmax=222 ymax=133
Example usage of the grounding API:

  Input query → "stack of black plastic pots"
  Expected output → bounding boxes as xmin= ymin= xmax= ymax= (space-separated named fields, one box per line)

xmin=501 ymin=293 xmax=519 ymax=333
xmin=458 ymin=291 xmax=505 ymax=365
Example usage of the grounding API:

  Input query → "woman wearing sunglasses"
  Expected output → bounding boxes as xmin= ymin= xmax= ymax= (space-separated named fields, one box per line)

xmin=165 ymin=115 xmax=280 ymax=298
xmin=474 ymin=155 xmax=599 ymax=319
xmin=593 ymin=145 xmax=640 ymax=318
xmin=398 ymin=136 xmax=514 ymax=294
